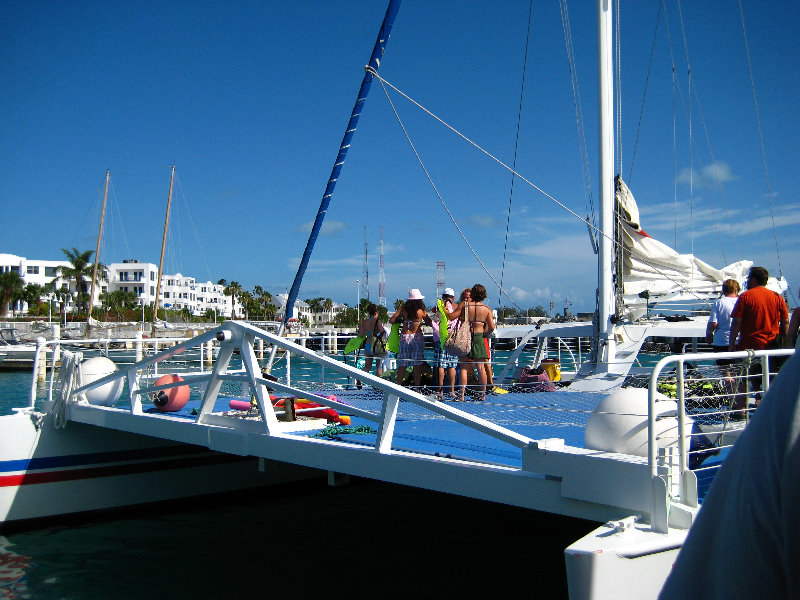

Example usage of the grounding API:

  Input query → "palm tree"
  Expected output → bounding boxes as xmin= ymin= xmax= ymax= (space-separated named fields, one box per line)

xmin=304 ymin=297 xmax=323 ymax=312
xmin=239 ymin=290 xmax=253 ymax=320
xmin=22 ymin=283 xmax=47 ymax=316
xmin=223 ymin=281 xmax=243 ymax=319
xmin=0 ymin=271 xmax=24 ymax=317
xmin=102 ymin=289 xmax=137 ymax=320
xmin=254 ymin=285 xmax=274 ymax=319
xmin=58 ymin=247 xmax=106 ymax=315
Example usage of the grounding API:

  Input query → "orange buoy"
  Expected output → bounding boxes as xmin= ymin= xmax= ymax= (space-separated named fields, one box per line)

xmin=152 ymin=374 xmax=190 ymax=412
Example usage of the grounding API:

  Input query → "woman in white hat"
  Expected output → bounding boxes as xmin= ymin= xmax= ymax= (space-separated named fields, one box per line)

xmin=389 ymin=289 xmax=432 ymax=387
xmin=433 ymin=288 xmax=458 ymax=398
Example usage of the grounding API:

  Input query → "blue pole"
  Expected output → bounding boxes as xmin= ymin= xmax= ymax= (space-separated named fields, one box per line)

xmin=268 ymin=0 xmax=401 ymax=370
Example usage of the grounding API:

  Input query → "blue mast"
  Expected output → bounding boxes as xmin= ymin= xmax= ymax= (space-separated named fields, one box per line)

xmin=268 ymin=0 xmax=401 ymax=369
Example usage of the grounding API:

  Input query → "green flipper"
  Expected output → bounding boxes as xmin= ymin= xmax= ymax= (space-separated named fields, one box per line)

xmin=344 ymin=336 xmax=365 ymax=354
xmin=387 ymin=322 xmax=400 ymax=353
xmin=437 ymin=299 xmax=449 ymax=349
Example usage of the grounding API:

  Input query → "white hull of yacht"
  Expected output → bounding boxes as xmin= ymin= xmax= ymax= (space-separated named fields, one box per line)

xmin=0 ymin=409 xmax=319 ymax=526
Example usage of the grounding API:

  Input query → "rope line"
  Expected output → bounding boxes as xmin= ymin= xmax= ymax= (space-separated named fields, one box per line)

xmin=372 ymin=73 xmax=522 ymax=311
xmin=499 ymin=0 xmax=534 ymax=311
xmin=367 ymin=68 xmax=717 ymax=309
xmin=738 ymin=0 xmax=783 ymax=279
xmin=559 ymin=0 xmax=597 ymax=251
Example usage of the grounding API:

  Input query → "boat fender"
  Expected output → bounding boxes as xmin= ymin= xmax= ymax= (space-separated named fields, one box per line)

xmin=80 ymin=356 xmax=124 ymax=406
xmin=151 ymin=374 xmax=190 ymax=412
xmin=584 ymin=388 xmax=692 ymax=456
xmin=229 ymin=399 xmax=253 ymax=411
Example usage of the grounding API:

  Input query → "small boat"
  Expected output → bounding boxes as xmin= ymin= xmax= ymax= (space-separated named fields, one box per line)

xmin=0 ymin=328 xmax=51 ymax=369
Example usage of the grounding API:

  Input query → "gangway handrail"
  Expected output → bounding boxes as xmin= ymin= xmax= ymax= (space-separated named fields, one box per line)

xmin=66 ymin=322 xmax=538 ymax=457
xmin=647 ymin=347 xmax=795 ymax=503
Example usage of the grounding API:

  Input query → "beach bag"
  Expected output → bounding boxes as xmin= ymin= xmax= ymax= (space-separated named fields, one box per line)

xmin=444 ymin=302 xmax=471 ymax=357
xmin=370 ymin=322 xmax=387 ymax=356
xmin=516 ymin=366 xmax=556 ymax=392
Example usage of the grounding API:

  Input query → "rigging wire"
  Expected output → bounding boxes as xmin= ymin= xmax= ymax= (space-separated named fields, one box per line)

xmin=371 ymin=71 xmax=522 ymax=312
xmin=662 ymin=1 xmax=739 ymax=262
xmin=738 ymin=0 xmax=784 ymax=281
xmin=173 ymin=172 xmax=215 ymax=285
xmin=675 ymin=1 xmax=695 ymax=267
xmin=627 ymin=0 xmax=663 ymax=186
xmin=369 ymin=69 xmax=716 ymax=308
xmin=614 ymin=0 xmax=622 ymax=176
xmin=559 ymin=0 xmax=597 ymax=251
xmin=498 ymin=0 xmax=534 ymax=312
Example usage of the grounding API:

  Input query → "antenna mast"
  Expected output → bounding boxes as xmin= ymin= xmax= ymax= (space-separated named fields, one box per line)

xmin=436 ymin=261 xmax=446 ymax=299
xmin=378 ymin=226 xmax=386 ymax=306
xmin=362 ymin=226 xmax=369 ymax=301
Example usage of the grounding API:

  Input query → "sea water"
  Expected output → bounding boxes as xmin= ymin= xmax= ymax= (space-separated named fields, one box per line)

xmin=0 ymin=357 xmax=592 ymax=599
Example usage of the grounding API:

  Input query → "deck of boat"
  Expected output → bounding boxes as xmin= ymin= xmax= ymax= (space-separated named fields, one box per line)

xmin=62 ymin=382 xmax=726 ymax=525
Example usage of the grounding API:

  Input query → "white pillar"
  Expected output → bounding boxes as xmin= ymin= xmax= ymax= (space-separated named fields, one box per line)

xmin=135 ymin=329 xmax=143 ymax=363
xmin=35 ymin=337 xmax=47 ymax=383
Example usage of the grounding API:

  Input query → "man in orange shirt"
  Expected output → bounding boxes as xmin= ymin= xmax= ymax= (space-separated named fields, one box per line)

xmin=729 ymin=266 xmax=788 ymax=351
xmin=728 ymin=266 xmax=788 ymax=411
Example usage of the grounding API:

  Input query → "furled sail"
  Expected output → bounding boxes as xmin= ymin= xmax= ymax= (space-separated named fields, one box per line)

xmin=614 ymin=177 xmax=785 ymax=318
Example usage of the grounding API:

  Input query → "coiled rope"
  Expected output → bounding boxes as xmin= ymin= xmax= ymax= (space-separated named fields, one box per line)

xmin=53 ymin=350 xmax=84 ymax=429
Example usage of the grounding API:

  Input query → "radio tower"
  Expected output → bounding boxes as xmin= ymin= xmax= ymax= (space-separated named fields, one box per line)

xmin=378 ymin=227 xmax=386 ymax=307
xmin=436 ymin=261 xmax=446 ymax=299
xmin=361 ymin=226 xmax=370 ymax=301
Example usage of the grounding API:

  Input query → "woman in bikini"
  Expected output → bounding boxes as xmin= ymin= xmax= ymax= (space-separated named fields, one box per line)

xmin=388 ymin=289 xmax=432 ymax=387
xmin=356 ymin=303 xmax=384 ymax=386
xmin=446 ymin=284 xmax=495 ymax=401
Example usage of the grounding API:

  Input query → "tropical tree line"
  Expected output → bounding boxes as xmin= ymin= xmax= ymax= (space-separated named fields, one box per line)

xmin=0 ymin=247 xmax=104 ymax=319
xmin=2 ymin=248 xmax=554 ymax=325
xmin=217 ymin=280 xmax=277 ymax=321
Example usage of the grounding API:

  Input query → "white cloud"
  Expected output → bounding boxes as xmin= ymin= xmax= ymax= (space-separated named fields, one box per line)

xmin=511 ymin=233 xmax=594 ymax=261
xmin=294 ymin=220 xmax=349 ymax=235
xmin=677 ymin=161 xmax=737 ymax=186
xmin=466 ymin=214 xmax=499 ymax=228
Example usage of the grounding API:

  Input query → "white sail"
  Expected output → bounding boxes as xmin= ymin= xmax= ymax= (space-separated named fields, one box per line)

xmin=615 ymin=177 xmax=785 ymax=318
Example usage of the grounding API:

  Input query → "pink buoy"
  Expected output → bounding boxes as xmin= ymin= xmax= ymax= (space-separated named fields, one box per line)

xmin=152 ymin=374 xmax=190 ymax=412
xmin=229 ymin=399 xmax=252 ymax=411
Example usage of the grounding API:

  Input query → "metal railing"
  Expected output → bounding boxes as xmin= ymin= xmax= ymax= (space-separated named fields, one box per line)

xmin=647 ymin=347 xmax=795 ymax=507
xmin=61 ymin=322 xmax=538 ymax=454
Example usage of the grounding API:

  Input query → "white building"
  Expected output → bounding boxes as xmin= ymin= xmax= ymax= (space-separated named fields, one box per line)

xmin=1 ymin=253 xmax=241 ymax=318
xmin=306 ymin=301 xmax=348 ymax=326
xmin=105 ymin=260 xmax=241 ymax=318
xmin=1 ymin=253 xmax=80 ymax=315
xmin=273 ymin=294 xmax=311 ymax=323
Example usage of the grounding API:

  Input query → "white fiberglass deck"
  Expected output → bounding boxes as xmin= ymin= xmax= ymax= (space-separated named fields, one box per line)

xmin=49 ymin=321 xmax=745 ymax=530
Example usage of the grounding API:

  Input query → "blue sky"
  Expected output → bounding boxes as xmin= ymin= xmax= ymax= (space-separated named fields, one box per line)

xmin=2 ymin=1 xmax=798 ymax=313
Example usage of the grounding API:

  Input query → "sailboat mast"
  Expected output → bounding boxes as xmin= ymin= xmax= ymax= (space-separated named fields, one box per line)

xmin=151 ymin=165 xmax=175 ymax=338
xmin=265 ymin=0 xmax=401 ymax=371
xmin=595 ymin=0 xmax=616 ymax=367
xmin=87 ymin=169 xmax=110 ymax=338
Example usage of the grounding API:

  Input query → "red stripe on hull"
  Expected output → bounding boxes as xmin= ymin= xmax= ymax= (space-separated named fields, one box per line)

xmin=0 ymin=453 xmax=249 ymax=488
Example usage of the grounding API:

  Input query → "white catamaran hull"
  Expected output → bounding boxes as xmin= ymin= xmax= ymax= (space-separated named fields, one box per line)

xmin=0 ymin=409 xmax=319 ymax=525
